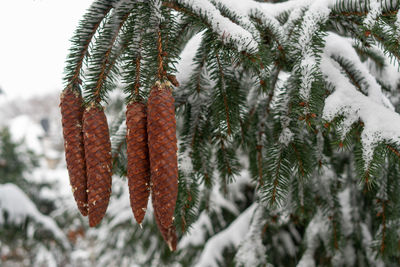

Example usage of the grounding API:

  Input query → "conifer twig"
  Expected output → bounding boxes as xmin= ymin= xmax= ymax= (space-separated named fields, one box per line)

xmin=387 ymin=144 xmax=400 ymax=160
xmin=271 ymin=153 xmax=282 ymax=205
xmin=215 ymin=52 xmax=231 ymax=136
xmin=257 ymin=144 xmax=264 ymax=186
xmin=162 ymin=1 xmax=211 ymax=28
xmin=93 ymin=13 xmax=131 ymax=102
xmin=377 ymin=199 xmax=387 ymax=254
xmin=291 ymin=143 xmax=305 ymax=178
xmin=134 ymin=38 xmax=143 ymax=97
xmin=68 ymin=5 xmax=113 ymax=88
xmin=331 ymin=10 xmax=398 ymax=18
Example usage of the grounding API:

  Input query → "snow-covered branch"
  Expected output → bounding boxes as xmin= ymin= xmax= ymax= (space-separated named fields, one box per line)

xmin=194 ymin=203 xmax=256 ymax=267
xmin=0 ymin=183 xmax=69 ymax=249
xmin=321 ymin=33 xmax=400 ymax=166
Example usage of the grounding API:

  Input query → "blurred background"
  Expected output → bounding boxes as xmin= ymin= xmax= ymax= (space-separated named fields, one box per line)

xmin=0 ymin=0 xmax=103 ymax=266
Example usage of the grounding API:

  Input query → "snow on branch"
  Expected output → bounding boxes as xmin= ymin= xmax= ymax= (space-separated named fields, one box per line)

xmin=297 ymin=210 xmax=330 ymax=267
xmin=363 ymin=0 xmax=383 ymax=29
xmin=0 ymin=183 xmax=69 ymax=249
xmin=110 ymin=119 xmax=127 ymax=157
xmin=178 ymin=211 xmax=214 ymax=248
xmin=194 ymin=203 xmax=257 ymax=267
xmin=178 ymin=170 xmax=252 ymax=250
xmin=295 ymin=0 xmax=331 ymax=103
xmin=175 ymin=31 xmax=204 ymax=86
xmin=176 ymin=0 xmax=258 ymax=52
xmin=396 ymin=10 xmax=400 ymax=36
xmin=235 ymin=204 xmax=268 ymax=267
xmin=321 ymin=34 xmax=400 ymax=166
xmin=257 ymin=0 xmax=314 ymax=17
xmin=209 ymin=0 xmax=260 ymax=42
xmin=327 ymin=33 xmax=391 ymax=108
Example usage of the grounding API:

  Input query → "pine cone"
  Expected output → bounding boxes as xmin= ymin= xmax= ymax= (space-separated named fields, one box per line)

xmin=83 ymin=104 xmax=112 ymax=227
xmin=147 ymin=81 xmax=178 ymax=229
xmin=60 ymin=89 xmax=88 ymax=216
xmin=126 ymin=101 xmax=150 ymax=224
xmin=152 ymin=193 xmax=177 ymax=251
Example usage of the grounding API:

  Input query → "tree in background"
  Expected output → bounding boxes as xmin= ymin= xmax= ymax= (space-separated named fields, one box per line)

xmin=0 ymin=127 xmax=69 ymax=266
xmin=62 ymin=0 xmax=400 ymax=266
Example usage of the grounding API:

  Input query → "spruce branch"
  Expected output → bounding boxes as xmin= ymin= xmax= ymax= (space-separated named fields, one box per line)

xmin=59 ymin=0 xmax=400 ymax=264
xmin=90 ymin=12 xmax=131 ymax=103
xmin=386 ymin=144 xmax=400 ymax=160
xmin=377 ymin=198 xmax=388 ymax=254
xmin=331 ymin=55 xmax=365 ymax=92
xmin=215 ymin=52 xmax=231 ymax=136
xmin=64 ymin=0 xmax=114 ymax=91
xmin=134 ymin=38 xmax=142 ymax=98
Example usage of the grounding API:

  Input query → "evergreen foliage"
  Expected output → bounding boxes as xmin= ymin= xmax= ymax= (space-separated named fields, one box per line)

xmin=63 ymin=0 xmax=400 ymax=265
xmin=0 ymin=127 xmax=68 ymax=265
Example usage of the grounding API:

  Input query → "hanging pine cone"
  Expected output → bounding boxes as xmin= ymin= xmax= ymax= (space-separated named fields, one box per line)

xmin=126 ymin=101 xmax=150 ymax=224
xmin=152 ymin=193 xmax=177 ymax=251
xmin=60 ymin=89 xmax=88 ymax=216
xmin=83 ymin=104 xmax=112 ymax=227
xmin=147 ymin=81 xmax=178 ymax=229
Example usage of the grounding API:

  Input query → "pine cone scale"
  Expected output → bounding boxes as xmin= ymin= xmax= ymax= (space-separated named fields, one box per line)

xmin=148 ymin=82 xmax=178 ymax=229
xmin=83 ymin=105 xmax=112 ymax=227
xmin=60 ymin=89 xmax=88 ymax=216
xmin=127 ymin=102 xmax=151 ymax=224
xmin=152 ymin=193 xmax=177 ymax=251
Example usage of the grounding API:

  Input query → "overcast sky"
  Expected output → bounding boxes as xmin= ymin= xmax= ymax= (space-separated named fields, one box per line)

xmin=0 ymin=0 xmax=93 ymax=100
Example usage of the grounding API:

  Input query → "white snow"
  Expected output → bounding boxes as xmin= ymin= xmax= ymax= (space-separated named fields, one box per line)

xmin=338 ymin=187 xmax=353 ymax=236
xmin=283 ymin=7 xmax=304 ymax=37
xmin=257 ymin=0 xmax=315 ymax=17
xmin=0 ymin=183 xmax=69 ymax=249
xmin=367 ymin=45 xmax=400 ymax=91
xmin=298 ymin=54 xmax=317 ymax=101
xmin=279 ymin=127 xmax=294 ymax=146
xmin=297 ymin=1 xmax=331 ymax=55
xmin=297 ymin=210 xmax=329 ymax=267
xmin=175 ymin=31 xmax=204 ymax=86
xmin=363 ymin=1 xmax=382 ymax=29
xmin=210 ymin=0 xmax=260 ymax=42
xmin=326 ymin=33 xmax=388 ymax=106
xmin=179 ymin=147 xmax=194 ymax=177
xmin=235 ymin=204 xmax=267 ymax=267
xmin=110 ymin=119 xmax=126 ymax=155
xmin=296 ymin=0 xmax=331 ymax=103
xmin=210 ymin=184 xmax=240 ymax=216
xmin=34 ymin=245 xmax=57 ymax=267
xmin=360 ymin=223 xmax=385 ymax=267
xmin=321 ymin=34 xmax=400 ymax=166
xmin=194 ymin=203 xmax=256 ymax=267
xmin=396 ymin=11 xmax=400 ymax=36
xmin=177 ymin=0 xmax=258 ymax=52
xmin=8 ymin=115 xmax=45 ymax=154
xmin=178 ymin=211 xmax=214 ymax=248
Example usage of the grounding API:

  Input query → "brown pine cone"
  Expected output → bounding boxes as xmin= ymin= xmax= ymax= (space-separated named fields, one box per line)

xmin=83 ymin=104 xmax=112 ymax=227
xmin=60 ymin=89 xmax=88 ymax=216
xmin=147 ymin=81 xmax=178 ymax=229
xmin=152 ymin=192 xmax=177 ymax=251
xmin=126 ymin=101 xmax=150 ymax=224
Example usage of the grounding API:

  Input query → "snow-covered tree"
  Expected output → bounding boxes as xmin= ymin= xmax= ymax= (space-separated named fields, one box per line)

xmin=62 ymin=0 xmax=400 ymax=266
xmin=0 ymin=127 xmax=69 ymax=266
